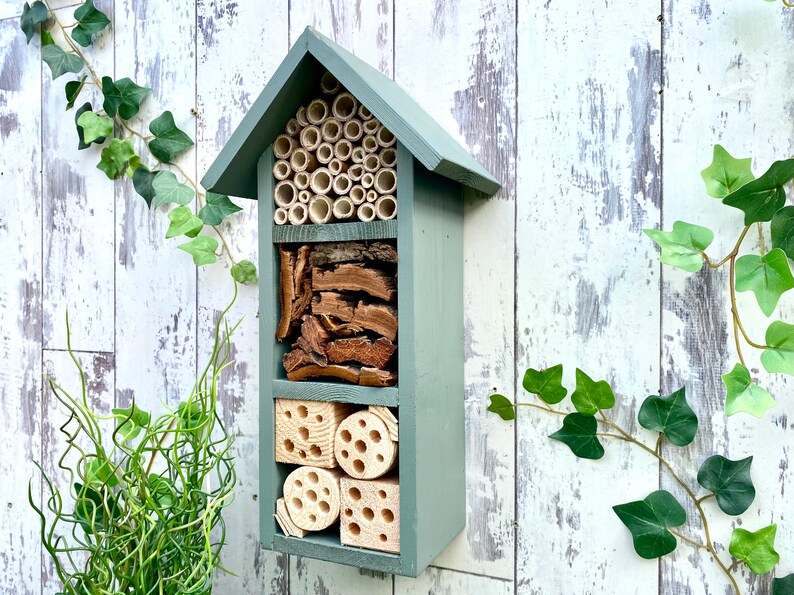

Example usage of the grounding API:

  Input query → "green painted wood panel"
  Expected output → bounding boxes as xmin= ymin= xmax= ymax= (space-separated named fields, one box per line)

xmin=272 ymin=380 xmax=398 ymax=406
xmin=273 ymin=534 xmax=402 ymax=574
xmin=272 ymin=220 xmax=397 ymax=243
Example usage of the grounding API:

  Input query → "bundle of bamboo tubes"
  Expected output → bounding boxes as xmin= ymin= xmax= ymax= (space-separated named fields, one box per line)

xmin=272 ymin=71 xmax=398 ymax=226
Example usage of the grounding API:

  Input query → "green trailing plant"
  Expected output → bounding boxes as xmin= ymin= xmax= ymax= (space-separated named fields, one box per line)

xmin=29 ymin=285 xmax=241 ymax=594
xmin=19 ymin=1 xmax=257 ymax=285
xmin=488 ymin=366 xmax=793 ymax=594
xmin=644 ymin=145 xmax=793 ymax=418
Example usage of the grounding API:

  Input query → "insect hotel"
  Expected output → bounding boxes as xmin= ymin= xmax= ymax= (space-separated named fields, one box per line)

xmin=201 ymin=27 xmax=500 ymax=577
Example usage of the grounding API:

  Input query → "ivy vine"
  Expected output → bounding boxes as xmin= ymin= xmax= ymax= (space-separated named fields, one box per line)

xmin=20 ymin=0 xmax=257 ymax=284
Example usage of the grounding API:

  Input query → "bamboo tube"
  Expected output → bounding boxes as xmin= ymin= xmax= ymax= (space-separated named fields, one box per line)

xmin=296 ymin=106 xmax=309 ymax=126
xmin=290 ymin=147 xmax=318 ymax=173
xmin=333 ymin=196 xmax=355 ymax=220
xmin=294 ymin=170 xmax=310 ymax=190
xmin=357 ymin=104 xmax=374 ymax=121
xmin=374 ymin=167 xmax=397 ymax=195
xmin=362 ymin=118 xmax=380 ymax=135
xmin=366 ymin=189 xmax=379 ymax=203
xmin=273 ymin=159 xmax=291 ymax=181
xmin=307 ymin=98 xmax=329 ymax=124
xmin=363 ymin=153 xmax=380 ymax=173
xmin=274 ymin=207 xmax=289 ymax=225
xmin=379 ymin=147 xmax=396 ymax=168
xmin=349 ymin=185 xmax=365 ymax=205
xmin=348 ymin=164 xmax=364 ymax=182
xmin=298 ymin=189 xmax=311 ymax=204
xmin=288 ymin=202 xmax=308 ymax=225
xmin=376 ymin=126 xmax=396 ymax=148
xmin=362 ymin=134 xmax=379 ymax=154
xmin=299 ymin=125 xmax=321 ymax=151
xmin=273 ymin=134 xmax=295 ymax=160
xmin=351 ymin=147 xmax=366 ymax=164
xmin=309 ymin=195 xmax=334 ymax=224
xmin=332 ymin=173 xmax=352 ymax=196
xmin=334 ymin=138 xmax=353 ymax=161
xmin=285 ymin=118 xmax=302 ymax=137
xmin=316 ymin=142 xmax=334 ymax=164
xmin=274 ymin=180 xmax=298 ymax=208
xmin=343 ymin=119 xmax=363 ymax=142
xmin=328 ymin=158 xmax=348 ymax=176
xmin=375 ymin=196 xmax=397 ymax=220
xmin=321 ymin=118 xmax=343 ymax=143
xmin=361 ymin=172 xmax=374 ymax=189
xmin=331 ymin=92 xmax=358 ymax=121
xmin=357 ymin=203 xmax=376 ymax=222
xmin=320 ymin=70 xmax=341 ymax=95
xmin=309 ymin=168 xmax=333 ymax=196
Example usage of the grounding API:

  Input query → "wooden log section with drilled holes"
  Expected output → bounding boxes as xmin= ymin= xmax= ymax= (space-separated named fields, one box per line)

xmin=283 ymin=466 xmax=345 ymax=532
xmin=334 ymin=410 xmax=398 ymax=479
xmin=340 ymin=475 xmax=400 ymax=554
xmin=275 ymin=398 xmax=354 ymax=467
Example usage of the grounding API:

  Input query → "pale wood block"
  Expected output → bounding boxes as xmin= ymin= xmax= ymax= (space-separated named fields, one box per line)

xmin=283 ymin=466 xmax=345 ymax=531
xmin=275 ymin=497 xmax=308 ymax=538
xmin=368 ymin=405 xmax=398 ymax=442
xmin=275 ymin=398 xmax=354 ymax=467
xmin=335 ymin=410 xmax=397 ymax=479
xmin=340 ymin=475 xmax=400 ymax=554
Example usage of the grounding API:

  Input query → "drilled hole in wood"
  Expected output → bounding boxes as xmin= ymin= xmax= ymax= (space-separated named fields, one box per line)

xmin=340 ymin=429 xmax=352 ymax=442
xmin=294 ymin=480 xmax=302 ymax=488
xmin=291 ymin=497 xmax=303 ymax=510
xmin=379 ymin=534 xmax=387 ymax=542
xmin=340 ymin=449 xmax=349 ymax=459
xmin=349 ymin=487 xmax=361 ymax=501
xmin=362 ymin=507 xmax=374 ymax=521
xmin=349 ymin=523 xmax=361 ymax=536
xmin=284 ymin=410 xmax=292 ymax=419
xmin=307 ymin=471 xmax=319 ymax=484
xmin=381 ymin=509 xmax=394 ymax=523
xmin=323 ymin=488 xmax=330 ymax=496
xmin=376 ymin=454 xmax=384 ymax=462
xmin=353 ymin=459 xmax=365 ymax=474
xmin=298 ymin=427 xmax=309 ymax=440
xmin=309 ymin=445 xmax=322 ymax=457
xmin=298 ymin=450 xmax=306 ymax=459
xmin=354 ymin=440 xmax=367 ymax=453
xmin=377 ymin=490 xmax=387 ymax=499
xmin=283 ymin=439 xmax=295 ymax=452
xmin=315 ymin=414 xmax=323 ymax=423
xmin=306 ymin=489 xmax=317 ymax=502
xmin=309 ymin=514 xmax=317 ymax=523
xmin=297 ymin=405 xmax=308 ymax=418
xmin=369 ymin=430 xmax=381 ymax=443
xmin=319 ymin=501 xmax=330 ymax=513
xmin=344 ymin=508 xmax=353 ymax=517
xmin=358 ymin=419 xmax=367 ymax=428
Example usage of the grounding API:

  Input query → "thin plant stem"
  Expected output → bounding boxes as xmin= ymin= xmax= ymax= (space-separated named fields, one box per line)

xmin=670 ymin=529 xmax=708 ymax=551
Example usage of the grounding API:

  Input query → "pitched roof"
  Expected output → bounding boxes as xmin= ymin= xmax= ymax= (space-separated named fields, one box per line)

xmin=201 ymin=27 xmax=501 ymax=199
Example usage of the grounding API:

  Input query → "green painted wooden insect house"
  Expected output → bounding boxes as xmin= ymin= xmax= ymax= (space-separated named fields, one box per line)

xmin=201 ymin=27 xmax=500 ymax=577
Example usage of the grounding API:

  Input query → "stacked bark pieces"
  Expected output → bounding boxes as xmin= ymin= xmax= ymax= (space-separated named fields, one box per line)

xmin=278 ymin=240 xmax=398 ymax=386
xmin=272 ymin=70 xmax=398 ymax=226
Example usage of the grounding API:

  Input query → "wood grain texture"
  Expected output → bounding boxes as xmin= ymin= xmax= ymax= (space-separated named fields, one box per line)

xmin=395 ymin=567 xmax=514 ymax=595
xmin=273 ymin=219 xmax=397 ymax=242
xmin=515 ymin=1 xmax=662 ymax=593
xmin=195 ymin=1 xmax=290 ymax=592
xmin=661 ymin=2 xmax=794 ymax=593
xmin=0 ymin=17 xmax=41 ymax=595
xmin=394 ymin=0 xmax=517 ymax=579
xmin=290 ymin=556 xmax=394 ymax=595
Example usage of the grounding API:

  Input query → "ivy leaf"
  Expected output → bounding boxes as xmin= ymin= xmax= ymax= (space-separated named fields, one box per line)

xmin=65 ymin=76 xmax=87 ymax=110
xmin=723 ymin=159 xmax=794 ymax=225
xmin=96 ymin=139 xmax=135 ymax=179
xmin=102 ymin=76 xmax=151 ymax=120
xmin=198 ymin=192 xmax=242 ymax=226
xmin=178 ymin=235 xmax=219 ymax=266
xmin=148 ymin=111 xmax=194 ymax=163
xmin=152 ymin=171 xmax=194 ymax=208
xmin=42 ymin=44 xmax=84 ymax=80
xmin=548 ymin=412 xmax=604 ymax=460
xmin=643 ymin=221 xmax=714 ymax=273
xmin=166 ymin=206 xmax=203 ymax=239
xmin=111 ymin=404 xmax=150 ymax=441
xmin=571 ymin=368 xmax=615 ymax=416
xmin=722 ymin=363 xmax=775 ymax=418
xmin=487 ymin=394 xmax=515 ymax=421
xmin=773 ymin=574 xmax=794 ymax=594
xmin=74 ymin=102 xmax=105 ymax=150
xmin=729 ymin=525 xmax=780 ymax=575
xmin=20 ymin=1 xmax=49 ymax=44
xmin=701 ymin=145 xmax=755 ymax=198
xmin=71 ymin=0 xmax=110 ymax=47
xmin=697 ymin=455 xmax=755 ymax=515
xmin=771 ymin=206 xmax=794 ymax=260
xmin=132 ymin=167 xmax=158 ymax=208
xmin=761 ymin=321 xmax=794 ymax=376
xmin=125 ymin=154 xmax=143 ymax=178
xmin=522 ymin=364 xmax=568 ymax=404
xmin=231 ymin=260 xmax=258 ymax=284
xmin=76 ymin=110 xmax=113 ymax=145
xmin=612 ymin=490 xmax=687 ymax=559
xmin=637 ymin=387 xmax=698 ymax=447
xmin=85 ymin=457 xmax=118 ymax=488
xmin=40 ymin=28 xmax=54 ymax=46
xmin=735 ymin=249 xmax=794 ymax=317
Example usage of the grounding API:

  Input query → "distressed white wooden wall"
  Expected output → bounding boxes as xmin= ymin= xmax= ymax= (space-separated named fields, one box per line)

xmin=0 ymin=1 xmax=792 ymax=593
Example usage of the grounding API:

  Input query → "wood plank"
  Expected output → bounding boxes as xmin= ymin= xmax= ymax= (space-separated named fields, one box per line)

xmin=0 ymin=17 xmax=41 ymax=595
xmin=42 ymin=1 xmax=114 ymax=353
xmin=515 ymin=0 xmax=662 ymax=592
xmin=394 ymin=0 xmax=516 ymax=579
xmin=273 ymin=379 xmax=397 ymax=406
xmin=273 ymin=220 xmax=398 ymax=243
xmin=660 ymin=2 xmax=794 ymax=593
xmin=395 ymin=567 xmax=513 ymax=595
xmin=195 ymin=1 xmax=290 ymax=592
xmin=288 ymin=554 xmax=394 ymax=594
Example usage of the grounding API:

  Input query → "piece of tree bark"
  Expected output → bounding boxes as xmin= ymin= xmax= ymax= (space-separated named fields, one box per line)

xmin=287 ymin=364 xmax=362 ymax=384
xmin=327 ymin=336 xmax=396 ymax=368
xmin=313 ymin=264 xmax=397 ymax=301
xmin=318 ymin=315 xmax=364 ymax=337
xmin=295 ymin=315 xmax=331 ymax=357
xmin=309 ymin=241 xmax=398 ymax=267
xmin=276 ymin=246 xmax=297 ymax=341
xmin=359 ymin=367 xmax=398 ymax=387
xmin=312 ymin=292 xmax=357 ymax=321
xmin=283 ymin=347 xmax=322 ymax=373
xmin=290 ymin=245 xmax=312 ymax=322
xmin=351 ymin=302 xmax=398 ymax=341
